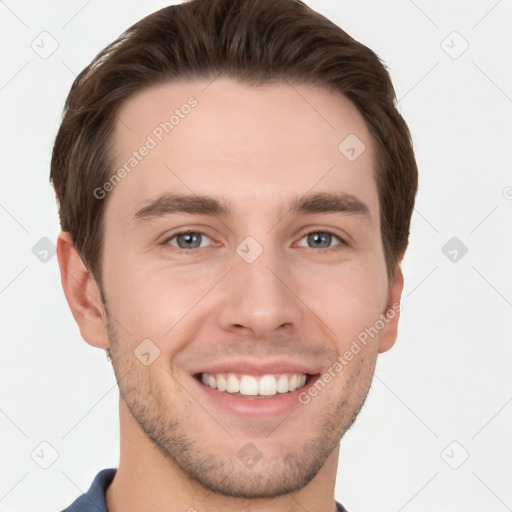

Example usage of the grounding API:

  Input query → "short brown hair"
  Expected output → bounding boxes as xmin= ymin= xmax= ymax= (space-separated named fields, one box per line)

xmin=50 ymin=0 xmax=418 ymax=286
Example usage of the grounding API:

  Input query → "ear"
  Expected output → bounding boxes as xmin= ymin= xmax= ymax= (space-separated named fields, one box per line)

xmin=377 ymin=258 xmax=404 ymax=354
xmin=56 ymin=231 xmax=110 ymax=350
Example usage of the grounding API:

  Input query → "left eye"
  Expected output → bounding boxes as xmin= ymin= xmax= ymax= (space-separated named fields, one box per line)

xmin=297 ymin=231 xmax=344 ymax=250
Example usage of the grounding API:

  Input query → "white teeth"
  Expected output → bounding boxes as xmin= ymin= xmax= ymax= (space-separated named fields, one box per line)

xmin=259 ymin=375 xmax=277 ymax=396
xmin=239 ymin=375 xmax=259 ymax=395
xmin=200 ymin=372 xmax=308 ymax=396
xmin=216 ymin=374 xmax=227 ymax=392
xmin=276 ymin=374 xmax=289 ymax=393
xmin=227 ymin=373 xmax=240 ymax=393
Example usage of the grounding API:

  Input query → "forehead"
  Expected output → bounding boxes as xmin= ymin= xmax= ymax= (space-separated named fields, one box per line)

xmin=106 ymin=77 xmax=378 ymax=228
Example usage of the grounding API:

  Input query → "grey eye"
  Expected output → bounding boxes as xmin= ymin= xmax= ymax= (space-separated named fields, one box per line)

xmin=168 ymin=232 xmax=212 ymax=250
xmin=298 ymin=232 xmax=341 ymax=249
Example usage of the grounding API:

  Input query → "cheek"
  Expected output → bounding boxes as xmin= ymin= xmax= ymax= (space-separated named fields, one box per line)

xmin=103 ymin=254 xmax=216 ymax=340
xmin=293 ymin=260 xmax=388 ymax=343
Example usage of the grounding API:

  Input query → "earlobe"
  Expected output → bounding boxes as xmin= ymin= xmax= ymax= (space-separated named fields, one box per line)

xmin=378 ymin=261 xmax=404 ymax=354
xmin=56 ymin=231 xmax=110 ymax=350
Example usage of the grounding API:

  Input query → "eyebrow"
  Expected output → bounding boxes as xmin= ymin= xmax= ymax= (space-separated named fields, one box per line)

xmin=132 ymin=191 xmax=371 ymax=224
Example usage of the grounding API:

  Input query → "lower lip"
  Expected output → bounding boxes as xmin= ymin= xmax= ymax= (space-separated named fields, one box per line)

xmin=193 ymin=375 xmax=319 ymax=419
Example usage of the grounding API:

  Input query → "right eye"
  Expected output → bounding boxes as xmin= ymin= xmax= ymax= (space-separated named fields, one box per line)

xmin=163 ymin=231 xmax=214 ymax=253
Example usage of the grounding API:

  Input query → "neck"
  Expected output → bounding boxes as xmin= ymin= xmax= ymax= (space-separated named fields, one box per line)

xmin=105 ymin=399 xmax=340 ymax=512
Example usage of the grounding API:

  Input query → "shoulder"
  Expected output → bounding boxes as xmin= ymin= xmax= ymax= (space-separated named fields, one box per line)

xmin=336 ymin=501 xmax=350 ymax=512
xmin=59 ymin=468 xmax=117 ymax=512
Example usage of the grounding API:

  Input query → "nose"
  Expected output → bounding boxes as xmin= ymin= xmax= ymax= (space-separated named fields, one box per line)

xmin=215 ymin=246 xmax=304 ymax=339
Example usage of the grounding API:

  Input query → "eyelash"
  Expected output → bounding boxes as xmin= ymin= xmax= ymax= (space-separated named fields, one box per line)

xmin=161 ymin=229 xmax=348 ymax=256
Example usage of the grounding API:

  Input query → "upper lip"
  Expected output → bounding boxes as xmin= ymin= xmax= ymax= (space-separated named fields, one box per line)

xmin=191 ymin=359 xmax=320 ymax=377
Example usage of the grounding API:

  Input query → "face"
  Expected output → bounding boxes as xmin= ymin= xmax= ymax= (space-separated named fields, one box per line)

xmin=96 ymin=78 xmax=402 ymax=498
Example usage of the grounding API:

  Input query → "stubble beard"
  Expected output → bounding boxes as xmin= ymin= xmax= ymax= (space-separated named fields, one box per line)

xmin=105 ymin=309 xmax=375 ymax=499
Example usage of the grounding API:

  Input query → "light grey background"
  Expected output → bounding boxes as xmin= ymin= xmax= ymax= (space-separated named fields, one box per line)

xmin=1 ymin=1 xmax=511 ymax=511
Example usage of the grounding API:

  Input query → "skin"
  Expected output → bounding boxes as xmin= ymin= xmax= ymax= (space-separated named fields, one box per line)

xmin=57 ymin=77 xmax=404 ymax=512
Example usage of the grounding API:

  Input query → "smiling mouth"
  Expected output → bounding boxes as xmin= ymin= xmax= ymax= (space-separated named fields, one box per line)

xmin=195 ymin=372 xmax=314 ymax=398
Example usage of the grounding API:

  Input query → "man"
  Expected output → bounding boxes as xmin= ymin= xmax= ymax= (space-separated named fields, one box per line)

xmin=51 ymin=0 xmax=418 ymax=510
